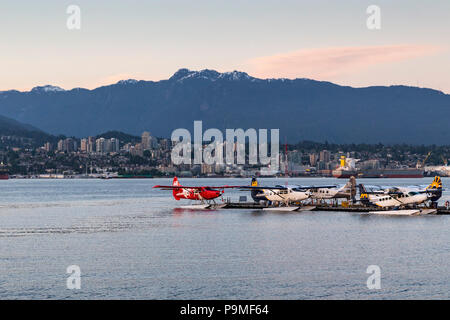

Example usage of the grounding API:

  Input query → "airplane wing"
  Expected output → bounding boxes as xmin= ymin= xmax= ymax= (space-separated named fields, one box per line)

xmin=373 ymin=187 xmax=409 ymax=195
xmin=235 ymin=186 xmax=288 ymax=190
xmin=361 ymin=190 xmax=386 ymax=194
xmin=360 ymin=185 xmax=386 ymax=194
xmin=363 ymin=185 xmax=398 ymax=194
xmin=236 ymin=185 xmax=337 ymax=191
xmin=294 ymin=185 xmax=337 ymax=190
xmin=385 ymin=191 xmax=404 ymax=195
xmin=364 ymin=185 xmax=384 ymax=190
xmin=418 ymin=188 xmax=443 ymax=194
xmin=407 ymin=185 xmax=443 ymax=192
xmin=153 ymin=185 xmax=237 ymax=190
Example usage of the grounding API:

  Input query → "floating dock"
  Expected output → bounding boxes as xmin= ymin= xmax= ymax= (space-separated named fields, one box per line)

xmin=314 ymin=205 xmax=449 ymax=215
xmin=216 ymin=202 xmax=450 ymax=215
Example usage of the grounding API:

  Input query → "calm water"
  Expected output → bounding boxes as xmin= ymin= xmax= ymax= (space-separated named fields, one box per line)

xmin=0 ymin=177 xmax=449 ymax=300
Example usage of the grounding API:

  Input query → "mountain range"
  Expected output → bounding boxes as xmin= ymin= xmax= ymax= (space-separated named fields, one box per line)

xmin=1 ymin=69 xmax=449 ymax=144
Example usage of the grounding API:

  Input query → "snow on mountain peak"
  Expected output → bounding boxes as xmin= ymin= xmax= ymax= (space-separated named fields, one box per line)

xmin=117 ymin=79 xmax=139 ymax=85
xmin=170 ymin=68 xmax=255 ymax=82
xmin=218 ymin=71 xmax=253 ymax=81
xmin=31 ymin=85 xmax=65 ymax=93
xmin=170 ymin=69 xmax=218 ymax=82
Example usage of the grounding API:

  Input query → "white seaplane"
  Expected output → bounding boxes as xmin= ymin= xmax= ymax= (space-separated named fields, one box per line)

xmin=358 ymin=176 xmax=443 ymax=215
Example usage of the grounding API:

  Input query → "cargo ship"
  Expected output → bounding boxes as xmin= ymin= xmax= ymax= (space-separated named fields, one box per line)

xmin=332 ymin=156 xmax=424 ymax=178
xmin=332 ymin=168 xmax=424 ymax=178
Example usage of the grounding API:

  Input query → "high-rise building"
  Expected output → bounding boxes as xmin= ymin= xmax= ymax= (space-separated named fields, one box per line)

xmin=142 ymin=131 xmax=151 ymax=150
xmin=95 ymin=137 xmax=120 ymax=153
xmin=96 ymin=138 xmax=106 ymax=153
xmin=57 ymin=138 xmax=77 ymax=152
xmin=57 ymin=140 xmax=64 ymax=151
xmin=309 ymin=153 xmax=318 ymax=166
xmin=80 ymin=138 xmax=88 ymax=152
xmin=104 ymin=139 xmax=112 ymax=153
xmin=43 ymin=142 xmax=52 ymax=152
xmin=320 ymin=150 xmax=330 ymax=163
xmin=110 ymin=138 xmax=120 ymax=152
xmin=88 ymin=136 xmax=95 ymax=153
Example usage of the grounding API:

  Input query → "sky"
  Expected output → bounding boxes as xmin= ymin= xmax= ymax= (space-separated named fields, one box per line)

xmin=0 ymin=0 xmax=449 ymax=92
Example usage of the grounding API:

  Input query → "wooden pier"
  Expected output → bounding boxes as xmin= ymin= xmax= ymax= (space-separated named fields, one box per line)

xmin=217 ymin=202 xmax=450 ymax=215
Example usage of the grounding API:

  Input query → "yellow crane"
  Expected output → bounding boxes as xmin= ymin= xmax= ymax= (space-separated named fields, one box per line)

xmin=417 ymin=151 xmax=432 ymax=168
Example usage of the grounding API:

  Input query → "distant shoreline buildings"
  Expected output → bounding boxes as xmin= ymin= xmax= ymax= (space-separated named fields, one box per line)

xmin=55 ymin=132 xmax=164 ymax=155
xmin=0 ymin=130 xmax=447 ymax=178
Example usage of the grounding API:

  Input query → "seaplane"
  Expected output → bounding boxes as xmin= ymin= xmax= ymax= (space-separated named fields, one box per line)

xmin=358 ymin=176 xmax=443 ymax=215
xmin=235 ymin=178 xmax=336 ymax=212
xmin=308 ymin=176 xmax=357 ymax=201
xmin=153 ymin=177 xmax=234 ymax=209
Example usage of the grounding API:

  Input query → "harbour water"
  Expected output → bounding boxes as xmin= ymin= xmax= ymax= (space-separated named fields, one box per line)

xmin=0 ymin=178 xmax=449 ymax=299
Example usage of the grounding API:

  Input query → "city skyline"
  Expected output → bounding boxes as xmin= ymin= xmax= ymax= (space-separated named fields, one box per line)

xmin=5 ymin=129 xmax=447 ymax=178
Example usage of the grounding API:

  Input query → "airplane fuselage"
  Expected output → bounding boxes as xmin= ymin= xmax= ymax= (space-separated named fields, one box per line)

xmin=367 ymin=192 xmax=428 ymax=208
xmin=253 ymin=188 xmax=310 ymax=203
xmin=174 ymin=188 xmax=222 ymax=201
xmin=310 ymin=188 xmax=340 ymax=199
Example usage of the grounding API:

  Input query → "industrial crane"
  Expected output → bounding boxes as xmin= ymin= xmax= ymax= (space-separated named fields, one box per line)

xmin=417 ymin=151 xmax=432 ymax=168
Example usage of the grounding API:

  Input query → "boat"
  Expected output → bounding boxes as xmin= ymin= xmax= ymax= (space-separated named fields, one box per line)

xmin=0 ymin=168 xmax=9 ymax=180
xmin=332 ymin=168 xmax=358 ymax=178
xmin=332 ymin=155 xmax=424 ymax=178
xmin=332 ymin=168 xmax=424 ymax=179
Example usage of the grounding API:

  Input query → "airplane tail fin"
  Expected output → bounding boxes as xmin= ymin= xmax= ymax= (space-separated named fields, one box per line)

xmin=339 ymin=176 xmax=356 ymax=199
xmin=427 ymin=176 xmax=442 ymax=190
xmin=358 ymin=184 xmax=370 ymax=205
xmin=250 ymin=177 xmax=261 ymax=202
xmin=172 ymin=176 xmax=181 ymax=200
xmin=340 ymin=176 xmax=356 ymax=190
xmin=426 ymin=176 xmax=442 ymax=202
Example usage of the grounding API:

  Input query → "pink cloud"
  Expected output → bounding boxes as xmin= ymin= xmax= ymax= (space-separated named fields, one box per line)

xmin=247 ymin=44 xmax=440 ymax=80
